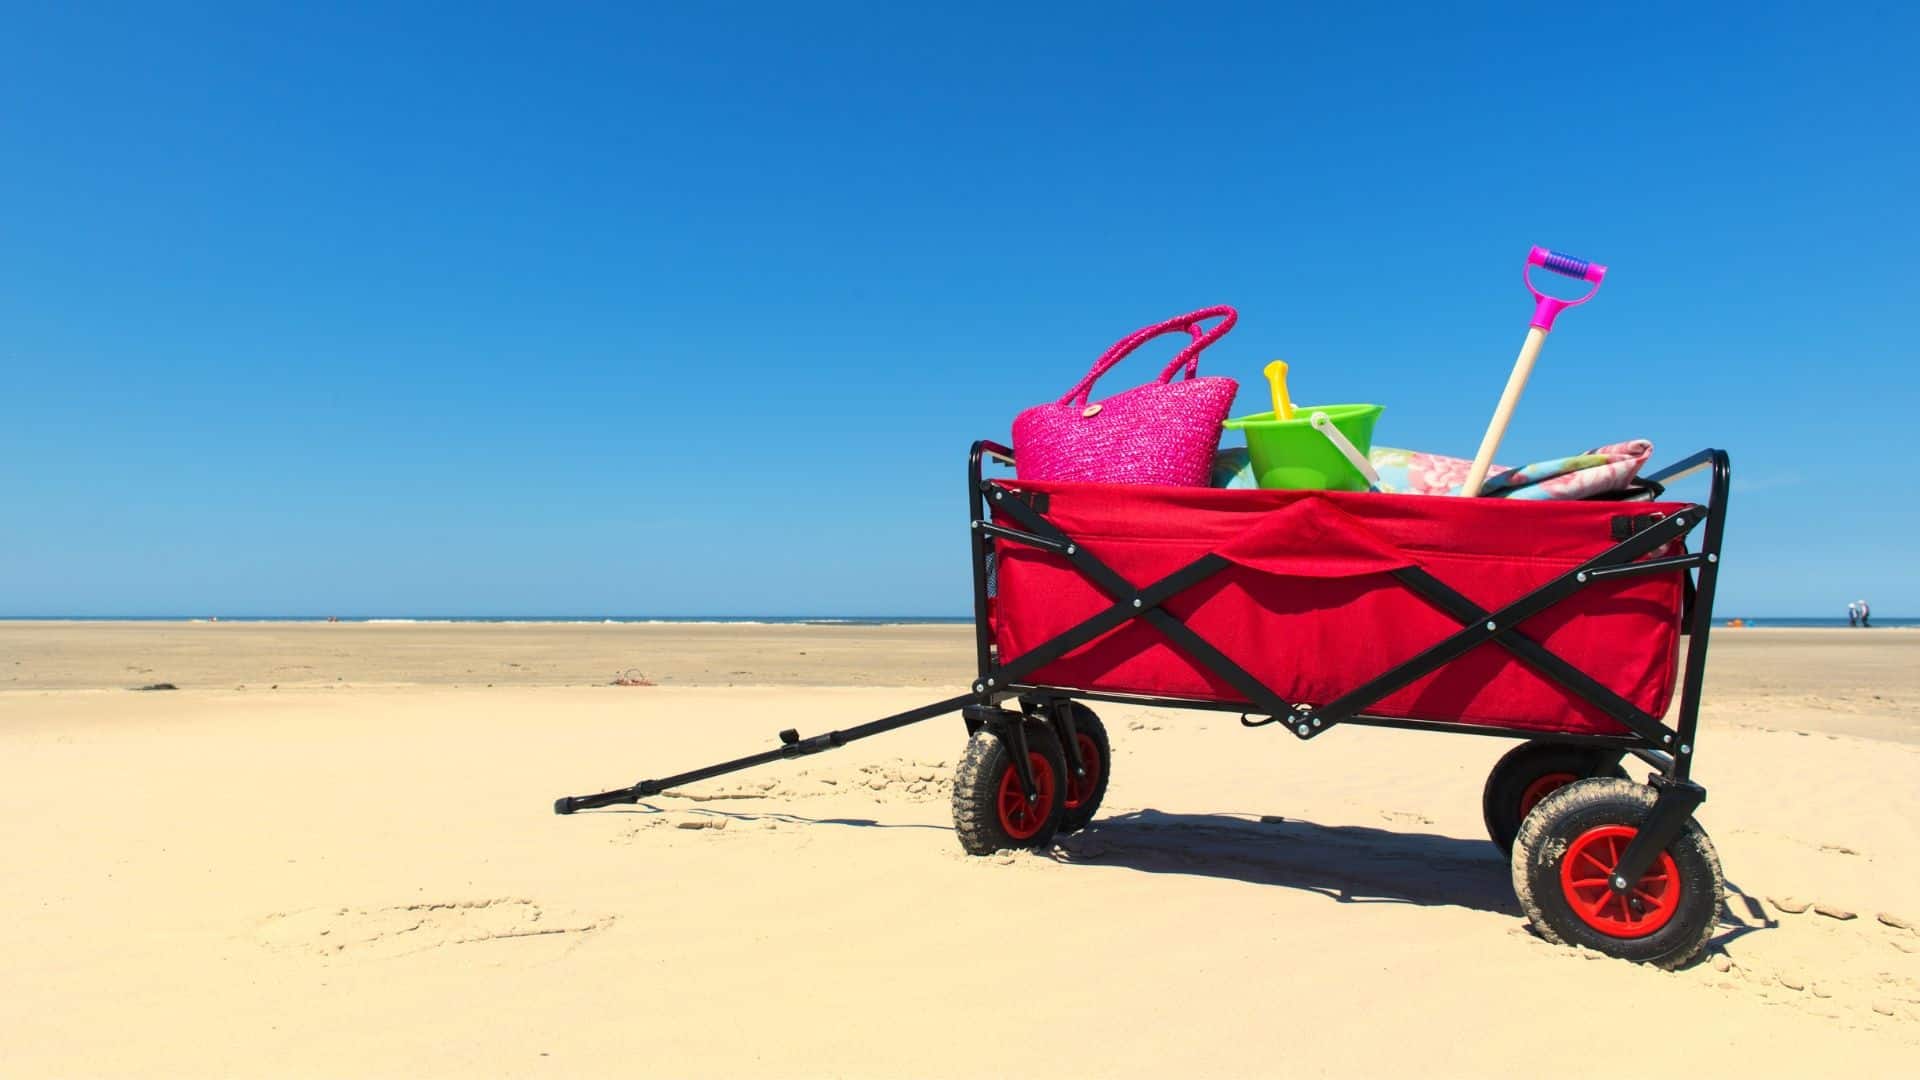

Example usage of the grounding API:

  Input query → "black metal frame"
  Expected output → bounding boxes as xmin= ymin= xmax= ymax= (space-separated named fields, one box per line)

xmin=560 ymin=440 xmax=1733 ymax=898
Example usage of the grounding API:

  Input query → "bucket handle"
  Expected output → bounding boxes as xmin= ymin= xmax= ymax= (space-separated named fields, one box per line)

xmin=1309 ymin=411 xmax=1382 ymax=493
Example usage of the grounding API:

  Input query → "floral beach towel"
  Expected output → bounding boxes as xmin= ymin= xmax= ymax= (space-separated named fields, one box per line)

xmin=1213 ymin=439 xmax=1654 ymax=500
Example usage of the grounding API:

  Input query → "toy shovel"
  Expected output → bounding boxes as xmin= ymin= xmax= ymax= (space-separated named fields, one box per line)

xmin=1459 ymin=247 xmax=1608 ymax=497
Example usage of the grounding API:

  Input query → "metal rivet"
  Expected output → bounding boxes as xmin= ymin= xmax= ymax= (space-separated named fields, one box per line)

xmin=985 ymin=678 xmax=995 ymax=687
xmin=1082 ymin=404 xmax=1103 ymax=418
xmin=1663 ymin=734 xmax=1672 ymax=744
xmin=1311 ymin=717 xmax=1322 ymax=728
xmin=1296 ymin=725 xmax=1310 ymax=736
xmin=971 ymin=520 xmax=981 ymax=529
xmin=1066 ymin=545 xmax=1076 ymax=555
xmin=1485 ymin=621 xmax=1497 ymax=631
xmin=1576 ymin=572 xmax=1588 ymax=583
xmin=1706 ymin=553 xmax=1717 ymax=563
xmin=1673 ymin=516 xmax=1685 ymax=526
xmin=993 ymin=491 xmax=1003 ymax=500
xmin=1613 ymin=876 xmax=1628 ymax=889
xmin=1679 ymin=744 xmax=1691 ymax=754
xmin=1132 ymin=598 xmax=1142 ymax=608
xmin=973 ymin=683 xmax=984 ymax=692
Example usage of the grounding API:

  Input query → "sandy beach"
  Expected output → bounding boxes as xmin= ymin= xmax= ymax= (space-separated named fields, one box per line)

xmin=3 ymin=622 xmax=1917 ymax=1076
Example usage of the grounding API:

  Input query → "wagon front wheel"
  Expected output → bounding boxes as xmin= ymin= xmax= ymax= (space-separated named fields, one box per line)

xmin=952 ymin=724 xmax=1068 ymax=855
xmin=1482 ymin=740 xmax=1629 ymax=856
xmin=1512 ymin=777 xmax=1724 ymax=969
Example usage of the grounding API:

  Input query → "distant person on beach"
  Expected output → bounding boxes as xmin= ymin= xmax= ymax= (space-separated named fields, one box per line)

xmin=1858 ymin=599 xmax=1871 ymax=628
xmin=1848 ymin=602 xmax=1859 ymax=627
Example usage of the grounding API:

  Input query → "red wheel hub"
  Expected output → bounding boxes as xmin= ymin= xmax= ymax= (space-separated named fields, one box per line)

xmin=1518 ymin=771 xmax=1578 ymax=819
xmin=1559 ymin=824 xmax=1682 ymax=938
xmin=995 ymin=752 xmax=1057 ymax=840
xmin=1063 ymin=733 xmax=1102 ymax=810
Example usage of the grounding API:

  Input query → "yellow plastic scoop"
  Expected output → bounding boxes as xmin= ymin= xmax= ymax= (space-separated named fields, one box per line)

xmin=1263 ymin=360 xmax=1296 ymax=420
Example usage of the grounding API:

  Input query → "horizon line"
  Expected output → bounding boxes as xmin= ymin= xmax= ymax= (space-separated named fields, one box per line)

xmin=0 ymin=613 xmax=1909 ymax=623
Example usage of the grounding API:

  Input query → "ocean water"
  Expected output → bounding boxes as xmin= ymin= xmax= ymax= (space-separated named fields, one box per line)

xmin=0 ymin=615 xmax=976 ymax=626
xmin=1713 ymin=616 xmax=1916 ymax=629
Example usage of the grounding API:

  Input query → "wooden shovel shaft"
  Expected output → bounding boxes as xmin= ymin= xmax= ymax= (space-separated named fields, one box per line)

xmin=1459 ymin=326 xmax=1548 ymax=497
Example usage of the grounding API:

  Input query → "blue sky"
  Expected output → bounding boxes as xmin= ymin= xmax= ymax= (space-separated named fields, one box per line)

xmin=2 ymin=2 xmax=1914 ymax=617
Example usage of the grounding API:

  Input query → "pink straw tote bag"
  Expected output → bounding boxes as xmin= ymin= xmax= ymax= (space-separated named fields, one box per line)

xmin=1012 ymin=306 xmax=1240 ymax=486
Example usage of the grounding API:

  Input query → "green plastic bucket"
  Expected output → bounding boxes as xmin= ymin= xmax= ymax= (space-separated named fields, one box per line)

xmin=1222 ymin=403 xmax=1384 ymax=491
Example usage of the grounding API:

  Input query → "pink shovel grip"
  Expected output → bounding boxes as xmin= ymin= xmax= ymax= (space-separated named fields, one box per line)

xmin=1524 ymin=246 xmax=1608 ymax=331
xmin=1060 ymin=306 xmax=1238 ymax=407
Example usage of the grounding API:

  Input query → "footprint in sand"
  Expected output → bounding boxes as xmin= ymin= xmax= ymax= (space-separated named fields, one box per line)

xmin=619 ymin=811 xmax=781 ymax=840
xmin=257 ymin=898 xmax=611 ymax=959
xmin=662 ymin=757 xmax=954 ymax=805
xmin=1685 ymin=893 xmax=1920 ymax=1024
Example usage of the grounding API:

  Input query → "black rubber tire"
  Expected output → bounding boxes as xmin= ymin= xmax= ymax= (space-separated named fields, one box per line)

xmin=952 ymin=723 xmax=1069 ymax=855
xmin=1056 ymin=703 xmax=1111 ymax=835
xmin=1482 ymin=741 xmax=1630 ymax=857
xmin=1512 ymin=777 xmax=1724 ymax=969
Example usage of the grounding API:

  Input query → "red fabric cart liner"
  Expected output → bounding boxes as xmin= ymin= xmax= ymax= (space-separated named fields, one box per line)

xmin=989 ymin=481 xmax=1688 ymax=736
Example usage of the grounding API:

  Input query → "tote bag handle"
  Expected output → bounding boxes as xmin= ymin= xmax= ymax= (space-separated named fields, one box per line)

xmin=1059 ymin=306 xmax=1238 ymax=409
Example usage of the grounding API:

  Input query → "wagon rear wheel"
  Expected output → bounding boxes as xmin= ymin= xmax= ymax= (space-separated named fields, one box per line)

xmin=952 ymin=723 xmax=1068 ymax=855
xmin=1057 ymin=704 xmax=1110 ymax=834
xmin=1511 ymin=777 xmax=1724 ymax=969
xmin=1482 ymin=741 xmax=1629 ymax=856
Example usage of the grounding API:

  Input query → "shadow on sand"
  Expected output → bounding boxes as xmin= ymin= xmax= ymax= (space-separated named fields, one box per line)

xmin=604 ymin=801 xmax=952 ymax=833
xmin=1051 ymin=809 xmax=1522 ymax=916
xmin=604 ymin=801 xmax=1519 ymax=915
xmin=603 ymin=801 xmax=1768 ymax=957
